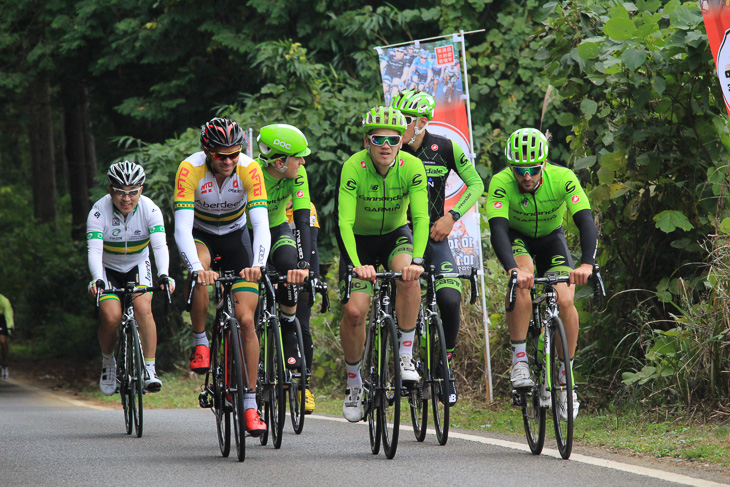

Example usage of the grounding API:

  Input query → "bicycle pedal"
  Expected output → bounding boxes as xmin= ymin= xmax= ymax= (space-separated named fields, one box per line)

xmin=198 ymin=391 xmax=213 ymax=408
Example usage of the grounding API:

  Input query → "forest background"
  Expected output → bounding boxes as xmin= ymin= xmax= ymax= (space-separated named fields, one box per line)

xmin=1 ymin=0 xmax=729 ymax=420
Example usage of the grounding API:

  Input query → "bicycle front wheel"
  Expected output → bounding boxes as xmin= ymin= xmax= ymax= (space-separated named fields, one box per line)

xmin=228 ymin=320 xmax=247 ymax=462
xmin=269 ymin=316 xmax=286 ymax=449
xmin=379 ymin=315 xmax=401 ymax=459
xmin=522 ymin=325 xmax=546 ymax=455
xmin=361 ymin=318 xmax=381 ymax=455
xmin=409 ymin=319 xmax=427 ymax=442
xmin=429 ymin=315 xmax=449 ymax=445
xmin=117 ymin=327 xmax=132 ymax=435
xmin=549 ymin=316 xmax=574 ymax=459
xmin=211 ymin=326 xmax=231 ymax=458
xmin=288 ymin=318 xmax=307 ymax=434
xmin=129 ymin=320 xmax=144 ymax=438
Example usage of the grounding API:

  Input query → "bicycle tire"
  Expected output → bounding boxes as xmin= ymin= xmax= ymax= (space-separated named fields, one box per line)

xmin=210 ymin=326 xmax=231 ymax=457
xmin=549 ymin=316 xmax=574 ymax=459
xmin=429 ymin=314 xmax=449 ymax=446
xmin=269 ymin=316 xmax=286 ymax=449
xmin=129 ymin=320 xmax=144 ymax=438
xmin=288 ymin=318 xmax=307 ymax=434
xmin=522 ymin=324 xmax=546 ymax=455
xmin=228 ymin=320 xmax=247 ymax=462
xmin=409 ymin=315 xmax=428 ymax=442
xmin=379 ymin=315 xmax=401 ymax=459
xmin=118 ymin=326 xmax=132 ymax=435
xmin=256 ymin=313 xmax=269 ymax=447
xmin=362 ymin=313 xmax=381 ymax=455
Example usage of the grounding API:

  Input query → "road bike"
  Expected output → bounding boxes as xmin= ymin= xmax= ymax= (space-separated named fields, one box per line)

xmin=192 ymin=270 xmax=248 ymax=462
xmin=255 ymin=269 xmax=325 ymax=447
xmin=507 ymin=266 xmax=605 ymax=459
xmin=342 ymin=266 xmax=402 ymax=459
xmin=97 ymin=280 xmax=169 ymax=438
xmin=408 ymin=266 xmax=478 ymax=446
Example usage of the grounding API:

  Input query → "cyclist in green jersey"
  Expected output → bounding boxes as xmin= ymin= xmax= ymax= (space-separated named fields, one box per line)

xmin=0 ymin=293 xmax=14 ymax=379
xmin=391 ymin=89 xmax=484 ymax=406
xmin=486 ymin=128 xmax=598 ymax=421
xmin=335 ymin=106 xmax=429 ymax=422
xmin=252 ymin=123 xmax=313 ymax=400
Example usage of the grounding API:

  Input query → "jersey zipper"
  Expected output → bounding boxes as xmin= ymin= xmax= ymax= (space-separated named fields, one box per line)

xmin=531 ymin=192 xmax=538 ymax=238
xmin=379 ymin=173 xmax=387 ymax=233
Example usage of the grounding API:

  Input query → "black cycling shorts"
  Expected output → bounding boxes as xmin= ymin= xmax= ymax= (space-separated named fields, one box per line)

xmin=509 ymin=226 xmax=574 ymax=277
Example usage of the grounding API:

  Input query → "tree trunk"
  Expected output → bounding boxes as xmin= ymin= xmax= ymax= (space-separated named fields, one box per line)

xmin=82 ymin=86 xmax=98 ymax=187
xmin=27 ymin=79 xmax=57 ymax=224
xmin=63 ymin=82 xmax=93 ymax=241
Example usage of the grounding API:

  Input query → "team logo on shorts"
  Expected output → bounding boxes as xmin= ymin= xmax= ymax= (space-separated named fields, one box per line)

xmin=288 ymin=357 xmax=297 ymax=365
xmin=361 ymin=160 xmax=367 ymax=168
xmin=493 ymin=201 xmax=503 ymax=209
xmin=296 ymin=190 xmax=304 ymax=198
xmin=571 ymin=195 xmax=580 ymax=203
xmin=431 ymin=144 xmax=438 ymax=151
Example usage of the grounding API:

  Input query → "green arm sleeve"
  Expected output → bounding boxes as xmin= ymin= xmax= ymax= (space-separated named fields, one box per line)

xmin=337 ymin=162 xmax=363 ymax=267
xmin=450 ymin=143 xmax=484 ymax=216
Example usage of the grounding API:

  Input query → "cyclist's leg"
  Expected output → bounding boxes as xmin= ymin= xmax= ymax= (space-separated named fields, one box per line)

xmin=429 ymin=239 xmax=463 ymax=356
xmin=387 ymin=230 xmax=419 ymax=334
xmin=132 ymin=262 xmax=156 ymax=361
xmin=269 ymin=224 xmax=302 ymax=367
xmin=506 ymin=235 xmax=535 ymax=387
xmin=296 ymin=226 xmax=319 ymax=370
xmin=189 ymin=237 xmax=212 ymax=337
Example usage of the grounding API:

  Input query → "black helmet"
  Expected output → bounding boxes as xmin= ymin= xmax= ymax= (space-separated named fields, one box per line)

xmin=200 ymin=117 xmax=245 ymax=149
xmin=107 ymin=161 xmax=146 ymax=187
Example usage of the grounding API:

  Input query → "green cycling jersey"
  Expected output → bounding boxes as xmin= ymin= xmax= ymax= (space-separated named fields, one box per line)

xmin=250 ymin=159 xmax=311 ymax=228
xmin=486 ymin=162 xmax=591 ymax=238
xmin=336 ymin=149 xmax=429 ymax=267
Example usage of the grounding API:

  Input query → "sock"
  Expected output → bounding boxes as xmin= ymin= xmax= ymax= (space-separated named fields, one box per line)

xmin=511 ymin=340 xmax=527 ymax=365
xmin=399 ymin=329 xmax=416 ymax=357
xmin=144 ymin=359 xmax=156 ymax=372
xmin=102 ymin=353 xmax=115 ymax=366
xmin=244 ymin=391 xmax=257 ymax=410
xmin=559 ymin=359 xmax=574 ymax=386
xmin=193 ymin=331 xmax=209 ymax=348
xmin=280 ymin=311 xmax=296 ymax=323
xmin=346 ymin=361 xmax=362 ymax=388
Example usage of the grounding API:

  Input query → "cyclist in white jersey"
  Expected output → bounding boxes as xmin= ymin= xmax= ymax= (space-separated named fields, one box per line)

xmin=87 ymin=161 xmax=175 ymax=395
xmin=174 ymin=117 xmax=270 ymax=436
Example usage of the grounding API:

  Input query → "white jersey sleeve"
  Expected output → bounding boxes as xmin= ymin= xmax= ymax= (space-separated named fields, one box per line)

xmin=248 ymin=206 xmax=271 ymax=267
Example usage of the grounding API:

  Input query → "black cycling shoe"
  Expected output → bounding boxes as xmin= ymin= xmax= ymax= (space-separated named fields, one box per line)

xmin=281 ymin=325 xmax=301 ymax=370
xmin=436 ymin=360 xmax=458 ymax=406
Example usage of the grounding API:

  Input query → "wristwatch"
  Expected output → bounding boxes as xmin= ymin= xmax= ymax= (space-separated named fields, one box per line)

xmin=297 ymin=261 xmax=311 ymax=270
xmin=412 ymin=257 xmax=425 ymax=267
xmin=448 ymin=209 xmax=461 ymax=221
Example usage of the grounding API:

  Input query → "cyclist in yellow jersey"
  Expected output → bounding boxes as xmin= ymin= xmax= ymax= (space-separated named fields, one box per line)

xmin=174 ymin=117 xmax=270 ymax=436
xmin=0 ymin=293 xmax=14 ymax=379
xmin=286 ymin=200 xmax=320 ymax=413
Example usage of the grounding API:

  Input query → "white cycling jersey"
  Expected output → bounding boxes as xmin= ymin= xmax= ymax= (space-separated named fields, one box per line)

xmin=86 ymin=194 xmax=170 ymax=284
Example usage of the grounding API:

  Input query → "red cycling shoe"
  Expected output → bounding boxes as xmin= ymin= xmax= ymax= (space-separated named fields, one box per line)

xmin=189 ymin=345 xmax=210 ymax=374
xmin=245 ymin=408 xmax=267 ymax=437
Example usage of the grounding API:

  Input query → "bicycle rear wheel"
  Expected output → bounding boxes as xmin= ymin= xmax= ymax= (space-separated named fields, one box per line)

xmin=409 ymin=319 xmax=427 ymax=442
xmin=288 ymin=318 xmax=307 ymax=434
xmin=549 ymin=317 xmax=573 ymax=459
xmin=522 ymin=325 xmax=546 ymax=455
xmin=129 ymin=320 xmax=144 ymax=438
xmin=211 ymin=326 xmax=231 ymax=457
xmin=269 ymin=316 xmax=286 ymax=449
xmin=255 ymin=315 xmax=269 ymax=447
xmin=379 ymin=315 xmax=401 ymax=459
xmin=429 ymin=315 xmax=449 ymax=446
xmin=228 ymin=320 xmax=247 ymax=462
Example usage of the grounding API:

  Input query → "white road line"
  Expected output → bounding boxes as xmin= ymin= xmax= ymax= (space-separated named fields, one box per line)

xmin=309 ymin=414 xmax=729 ymax=487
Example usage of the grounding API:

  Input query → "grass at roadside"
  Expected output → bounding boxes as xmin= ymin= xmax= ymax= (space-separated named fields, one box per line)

xmin=79 ymin=370 xmax=730 ymax=467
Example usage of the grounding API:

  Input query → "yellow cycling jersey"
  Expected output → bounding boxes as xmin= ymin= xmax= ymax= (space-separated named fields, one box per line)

xmin=174 ymin=151 xmax=267 ymax=234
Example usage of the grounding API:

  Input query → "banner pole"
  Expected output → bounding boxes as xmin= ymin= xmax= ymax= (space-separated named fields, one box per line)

xmin=457 ymin=30 xmax=493 ymax=403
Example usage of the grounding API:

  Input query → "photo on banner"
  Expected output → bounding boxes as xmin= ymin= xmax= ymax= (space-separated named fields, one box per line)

xmin=378 ymin=38 xmax=480 ymax=274
xmin=701 ymin=0 xmax=730 ymax=119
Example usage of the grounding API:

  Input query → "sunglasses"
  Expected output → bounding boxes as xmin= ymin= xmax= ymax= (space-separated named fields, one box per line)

xmin=511 ymin=165 xmax=543 ymax=177
xmin=370 ymin=135 xmax=402 ymax=146
xmin=210 ymin=149 xmax=241 ymax=161
xmin=404 ymin=115 xmax=416 ymax=125
xmin=112 ymin=187 xmax=141 ymax=197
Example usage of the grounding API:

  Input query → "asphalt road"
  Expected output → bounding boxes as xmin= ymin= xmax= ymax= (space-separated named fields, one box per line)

xmin=1 ymin=379 xmax=727 ymax=487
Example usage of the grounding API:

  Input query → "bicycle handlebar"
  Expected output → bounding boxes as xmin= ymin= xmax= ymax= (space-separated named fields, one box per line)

xmin=340 ymin=265 xmax=403 ymax=305
xmin=424 ymin=266 xmax=480 ymax=305
xmin=505 ymin=264 xmax=607 ymax=312
xmin=96 ymin=282 xmax=157 ymax=308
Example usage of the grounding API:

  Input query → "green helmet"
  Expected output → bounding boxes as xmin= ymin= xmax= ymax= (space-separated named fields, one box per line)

xmin=257 ymin=124 xmax=311 ymax=161
xmin=362 ymin=106 xmax=407 ymax=135
xmin=505 ymin=128 xmax=549 ymax=165
xmin=390 ymin=89 xmax=435 ymax=120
